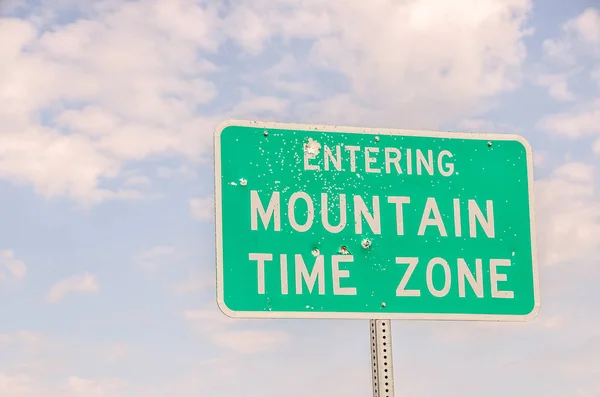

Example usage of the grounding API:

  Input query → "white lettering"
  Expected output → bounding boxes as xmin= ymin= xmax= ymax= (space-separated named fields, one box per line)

xmin=395 ymin=257 xmax=420 ymax=296
xmin=384 ymin=148 xmax=402 ymax=174
xmin=353 ymin=195 xmax=381 ymax=234
xmin=250 ymin=191 xmax=281 ymax=231
xmin=321 ymin=193 xmax=347 ymax=233
xmin=345 ymin=145 xmax=360 ymax=172
xmin=304 ymin=147 xmax=319 ymax=171
xmin=490 ymin=259 xmax=513 ymax=298
xmin=418 ymin=197 xmax=447 ymax=236
xmin=468 ymin=200 xmax=495 ymax=238
xmin=365 ymin=147 xmax=381 ymax=173
xmin=457 ymin=258 xmax=483 ymax=298
xmin=324 ymin=145 xmax=342 ymax=171
xmin=295 ymin=254 xmax=325 ymax=294
xmin=249 ymin=253 xmax=272 ymax=294
xmin=288 ymin=192 xmax=314 ymax=232
xmin=426 ymin=257 xmax=451 ymax=298
xmin=438 ymin=150 xmax=454 ymax=176
xmin=388 ymin=196 xmax=410 ymax=235
xmin=280 ymin=254 xmax=288 ymax=295
xmin=416 ymin=149 xmax=434 ymax=175
xmin=332 ymin=255 xmax=357 ymax=295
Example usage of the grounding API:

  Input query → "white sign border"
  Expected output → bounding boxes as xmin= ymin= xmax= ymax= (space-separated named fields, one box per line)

xmin=213 ymin=119 xmax=541 ymax=322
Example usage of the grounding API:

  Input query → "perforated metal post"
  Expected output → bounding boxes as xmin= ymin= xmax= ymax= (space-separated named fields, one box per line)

xmin=370 ymin=319 xmax=395 ymax=397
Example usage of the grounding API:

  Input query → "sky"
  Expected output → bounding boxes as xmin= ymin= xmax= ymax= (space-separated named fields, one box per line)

xmin=0 ymin=0 xmax=600 ymax=396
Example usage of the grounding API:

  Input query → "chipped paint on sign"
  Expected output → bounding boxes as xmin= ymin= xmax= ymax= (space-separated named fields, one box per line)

xmin=213 ymin=120 xmax=540 ymax=321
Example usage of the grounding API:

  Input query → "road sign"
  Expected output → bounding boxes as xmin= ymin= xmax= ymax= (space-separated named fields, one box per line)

xmin=214 ymin=120 xmax=540 ymax=321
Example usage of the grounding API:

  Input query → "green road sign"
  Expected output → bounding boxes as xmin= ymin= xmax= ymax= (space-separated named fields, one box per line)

xmin=214 ymin=120 xmax=540 ymax=321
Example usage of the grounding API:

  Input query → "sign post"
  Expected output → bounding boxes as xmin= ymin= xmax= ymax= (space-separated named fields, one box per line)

xmin=371 ymin=319 xmax=394 ymax=397
xmin=213 ymin=120 xmax=539 ymax=395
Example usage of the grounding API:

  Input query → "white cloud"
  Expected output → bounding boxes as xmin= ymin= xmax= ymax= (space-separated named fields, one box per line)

xmin=135 ymin=245 xmax=176 ymax=274
xmin=46 ymin=273 xmax=99 ymax=303
xmin=554 ymin=161 xmax=595 ymax=182
xmin=535 ymin=73 xmax=576 ymax=101
xmin=0 ymin=373 xmax=128 ymax=397
xmin=155 ymin=165 xmax=196 ymax=179
xmin=171 ymin=271 xmax=212 ymax=294
xmin=65 ymin=376 xmax=126 ymax=397
xmin=0 ymin=250 xmax=26 ymax=285
xmin=102 ymin=344 xmax=128 ymax=363
xmin=230 ymin=95 xmax=290 ymax=118
xmin=536 ymin=8 xmax=600 ymax=144
xmin=189 ymin=196 xmax=213 ymax=222
xmin=537 ymin=98 xmax=600 ymax=138
xmin=591 ymin=66 xmax=600 ymax=90
xmin=535 ymin=162 xmax=600 ymax=266
xmin=123 ymin=175 xmax=150 ymax=186
xmin=183 ymin=308 xmax=232 ymax=333
xmin=457 ymin=118 xmax=518 ymax=133
xmin=542 ymin=7 xmax=600 ymax=62
xmin=211 ymin=330 xmax=290 ymax=355
xmin=227 ymin=0 xmax=533 ymax=127
xmin=0 ymin=1 xmax=221 ymax=205
xmin=0 ymin=373 xmax=31 ymax=396
xmin=566 ymin=8 xmax=600 ymax=45
xmin=0 ymin=331 xmax=44 ymax=354
xmin=184 ymin=306 xmax=289 ymax=355
xmin=534 ymin=151 xmax=547 ymax=167
xmin=0 ymin=0 xmax=536 ymax=206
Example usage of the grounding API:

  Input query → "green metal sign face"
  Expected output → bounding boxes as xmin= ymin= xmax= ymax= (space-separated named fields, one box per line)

xmin=214 ymin=120 xmax=540 ymax=321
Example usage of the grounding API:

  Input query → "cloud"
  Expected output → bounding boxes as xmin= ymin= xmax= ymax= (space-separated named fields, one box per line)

xmin=0 ymin=373 xmax=128 ymax=397
xmin=542 ymin=7 xmax=600 ymax=62
xmin=592 ymin=67 xmax=600 ymax=88
xmin=0 ymin=250 xmax=26 ymax=285
xmin=0 ymin=331 xmax=44 ymax=354
xmin=184 ymin=306 xmax=289 ymax=355
xmin=155 ymin=165 xmax=196 ymax=179
xmin=536 ymin=8 xmax=600 ymax=146
xmin=64 ymin=376 xmax=126 ymax=397
xmin=210 ymin=330 xmax=289 ymax=355
xmin=135 ymin=245 xmax=176 ymax=274
xmin=0 ymin=1 xmax=221 ymax=205
xmin=535 ymin=73 xmax=576 ymax=101
xmin=537 ymin=98 xmax=600 ymax=138
xmin=457 ymin=118 xmax=518 ymax=133
xmin=0 ymin=0 xmax=536 ymax=206
xmin=230 ymin=95 xmax=290 ymax=118
xmin=171 ymin=272 xmax=212 ymax=294
xmin=46 ymin=273 xmax=99 ymax=303
xmin=123 ymin=175 xmax=150 ymax=187
xmin=535 ymin=162 xmax=600 ymax=267
xmin=0 ymin=373 xmax=31 ymax=396
xmin=189 ymin=196 xmax=213 ymax=222
xmin=225 ymin=0 xmax=533 ymax=127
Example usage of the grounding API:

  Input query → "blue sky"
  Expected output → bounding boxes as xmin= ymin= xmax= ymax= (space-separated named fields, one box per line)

xmin=0 ymin=0 xmax=600 ymax=395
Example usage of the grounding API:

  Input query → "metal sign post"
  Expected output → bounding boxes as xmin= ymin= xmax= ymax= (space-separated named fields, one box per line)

xmin=370 ymin=319 xmax=394 ymax=397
